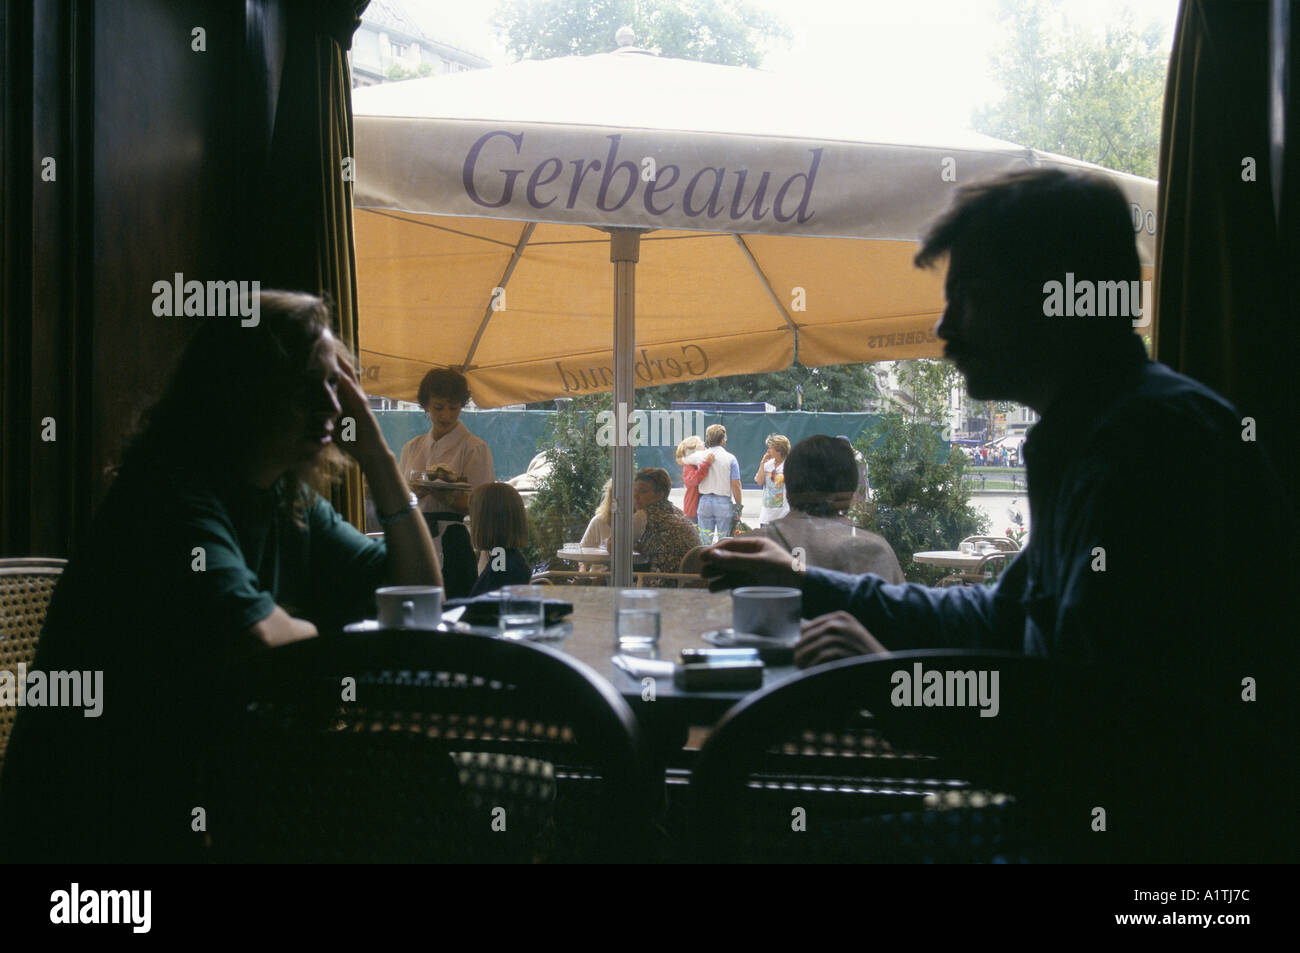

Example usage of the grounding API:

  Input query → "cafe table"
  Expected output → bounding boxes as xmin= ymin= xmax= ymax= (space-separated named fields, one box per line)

xmin=525 ymin=587 xmax=801 ymax=749
xmin=911 ymin=550 xmax=988 ymax=569
xmin=553 ymin=547 xmax=647 ymax=567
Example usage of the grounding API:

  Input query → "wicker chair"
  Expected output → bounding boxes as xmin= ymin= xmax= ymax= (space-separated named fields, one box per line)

xmin=688 ymin=650 xmax=1292 ymax=863
xmin=688 ymin=650 xmax=1113 ymax=863
xmin=203 ymin=630 xmax=653 ymax=863
xmin=530 ymin=570 xmax=610 ymax=586
xmin=679 ymin=546 xmax=707 ymax=574
xmin=0 ymin=558 xmax=67 ymax=769
xmin=632 ymin=571 xmax=708 ymax=589
xmin=960 ymin=535 xmax=1020 ymax=553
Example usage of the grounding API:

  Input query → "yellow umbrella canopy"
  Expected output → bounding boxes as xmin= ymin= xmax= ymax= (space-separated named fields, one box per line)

xmin=352 ymin=50 xmax=1158 ymax=408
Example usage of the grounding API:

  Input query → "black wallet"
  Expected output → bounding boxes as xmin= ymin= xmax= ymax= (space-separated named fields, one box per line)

xmin=445 ymin=593 xmax=574 ymax=627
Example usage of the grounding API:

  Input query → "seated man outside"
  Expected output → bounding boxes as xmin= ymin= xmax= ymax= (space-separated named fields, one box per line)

xmin=633 ymin=467 xmax=701 ymax=580
xmin=761 ymin=435 xmax=904 ymax=582
xmin=0 ymin=291 xmax=442 ymax=862
xmin=701 ymin=169 xmax=1296 ymax=861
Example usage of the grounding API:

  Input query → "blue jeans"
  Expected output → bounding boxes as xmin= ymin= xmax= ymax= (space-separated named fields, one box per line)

xmin=696 ymin=494 xmax=733 ymax=543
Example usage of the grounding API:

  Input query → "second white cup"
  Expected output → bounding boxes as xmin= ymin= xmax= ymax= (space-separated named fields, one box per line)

xmin=731 ymin=586 xmax=802 ymax=641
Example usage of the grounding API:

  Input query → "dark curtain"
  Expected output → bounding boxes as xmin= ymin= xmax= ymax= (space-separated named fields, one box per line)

xmin=1155 ymin=0 xmax=1300 ymax=499
xmin=250 ymin=0 xmax=370 ymax=528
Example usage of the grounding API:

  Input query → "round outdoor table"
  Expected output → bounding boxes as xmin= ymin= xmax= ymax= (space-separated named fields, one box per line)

xmin=911 ymin=550 xmax=989 ymax=569
xmin=555 ymin=547 xmax=647 ymax=566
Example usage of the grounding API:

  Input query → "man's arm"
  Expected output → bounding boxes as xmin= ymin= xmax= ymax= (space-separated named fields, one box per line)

xmin=701 ymin=535 xmax=1021 ymax=660
xmin=730 ymin=457 xmax=743 ymax=504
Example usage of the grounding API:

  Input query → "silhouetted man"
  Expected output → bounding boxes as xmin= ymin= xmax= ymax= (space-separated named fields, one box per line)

xmin=701 ymin=169 xmax=1296 ymax=861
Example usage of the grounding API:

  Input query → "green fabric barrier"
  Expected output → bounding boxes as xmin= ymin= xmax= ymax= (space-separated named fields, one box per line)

xmin=377 ymin=410 xmax=899 ymax=487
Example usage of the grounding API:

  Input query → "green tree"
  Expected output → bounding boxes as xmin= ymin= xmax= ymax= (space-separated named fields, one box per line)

xmin=525 ymin=393 xmax=613 ymax=566
xmin=386 ymin=61 xmax=436 ymax=81
xmin=897 ymin=358 xmax=962 ymax=425
xmin=973 ymin=0 xmax=1169 ymax=178
xmin=850 ymin=414 xmax=989 ymax=586
xmin=639 ymin=361 xmax=880 ymax=411
xmin=492 ymin=0 xmax=790 ymax=66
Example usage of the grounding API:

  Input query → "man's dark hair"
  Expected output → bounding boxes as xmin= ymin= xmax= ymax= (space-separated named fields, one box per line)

xmin=916 ymin=168 xmax=1141 ymax=330
xmin=784 ymin=435 xmax=859 ymax=516
xmin=635 ymin=467 xmax=672 ymax=499
xmin=418 ymin=367 xmax=472 ymax=409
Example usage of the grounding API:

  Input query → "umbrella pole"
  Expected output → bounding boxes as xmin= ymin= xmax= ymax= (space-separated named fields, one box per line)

xmin=610 ymin=228 xmax=642 ymax=589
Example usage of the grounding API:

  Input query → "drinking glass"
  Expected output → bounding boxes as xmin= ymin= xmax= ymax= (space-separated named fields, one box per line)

xmin=615 ymin=589 xmax=661 ymax=651
xmin=498 ymin=585 xmax=546 ymax=639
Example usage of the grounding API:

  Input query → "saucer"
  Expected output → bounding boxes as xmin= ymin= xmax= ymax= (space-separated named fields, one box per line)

xmin=342 ymin=619 xmax=452 ymax=633
xmin=701 ymin=628 xmax=796 ymax=664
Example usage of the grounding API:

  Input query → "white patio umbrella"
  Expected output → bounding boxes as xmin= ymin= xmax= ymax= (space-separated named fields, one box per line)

xmin=351 ymin=41 xmax=1157 ymax=584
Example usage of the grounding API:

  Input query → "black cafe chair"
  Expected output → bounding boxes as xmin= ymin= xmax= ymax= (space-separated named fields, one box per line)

xmin=688 ymin=650 xmax=1293 ymax=863
xmin=202 ymin=630 xmax=655 ymax=863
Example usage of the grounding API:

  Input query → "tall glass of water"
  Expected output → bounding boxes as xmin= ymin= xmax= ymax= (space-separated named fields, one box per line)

xmin=615 ymin=589 xmax=661 ymax=652
xmin=499 ymin=585 xmax=546 ymax=639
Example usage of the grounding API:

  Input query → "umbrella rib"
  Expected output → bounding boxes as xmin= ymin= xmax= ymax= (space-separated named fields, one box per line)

xmin=460 ymin=222 xmax=536 ymax=370
xmin=363 ymin=209 xmax=522 ymax=249
xmin=733 ymin=235 xmax=800 ymax=358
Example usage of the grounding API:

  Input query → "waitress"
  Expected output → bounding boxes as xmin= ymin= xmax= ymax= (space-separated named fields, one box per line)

xmin=398 ymin=368 xmax=495 ymax=590
xmin=398 ymin=367 xmax=495 ymax=497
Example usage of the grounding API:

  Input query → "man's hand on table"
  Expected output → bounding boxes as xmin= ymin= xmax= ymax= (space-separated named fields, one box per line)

xmin=794 ymin=611 xmax=888 ymax=668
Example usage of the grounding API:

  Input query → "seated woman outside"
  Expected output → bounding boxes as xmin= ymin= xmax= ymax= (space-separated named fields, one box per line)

xmin=633 ymin=467 xmax=701 ymax=579
xmin=0 ymin=291 xmax=441 ymax=863
xmin=578 ymin=479 xmax=647 ymax=571
xmin=468 ymin=482 xmax=532 ymax=595
xmin=760 ymin=435 xmax=905 ymax=582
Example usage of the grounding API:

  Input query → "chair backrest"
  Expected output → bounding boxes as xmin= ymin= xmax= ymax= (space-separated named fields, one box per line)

xmin=679 ymin=546 xmax=707 ymax=574
xmin=690 ymin=649 xmax=1293 ymax=862
xmin=204 ymin=630 xmax=653 ymax=862
xmin=0 ymin=559 xmax=67 ymax=768
xmin=529 ymin=570 xmax=610 ymax=586
xmin=633 ymin=571 xmax=707 ymax=589
xmin=959 ymin=551 xmax=1008 ymax=582
xmin=961 ymin=535 xmax=1020 ymax=552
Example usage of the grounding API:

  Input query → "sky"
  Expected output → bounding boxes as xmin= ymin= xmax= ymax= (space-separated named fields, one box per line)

xmin=398 ymin=0 xmax=1182 ymax=129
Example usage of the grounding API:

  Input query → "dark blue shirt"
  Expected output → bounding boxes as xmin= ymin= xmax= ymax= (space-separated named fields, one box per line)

xmin=469 ymin=547 xmax=531 ymax=596
xmin=802 ymin=336 xmax=1296 ymax=724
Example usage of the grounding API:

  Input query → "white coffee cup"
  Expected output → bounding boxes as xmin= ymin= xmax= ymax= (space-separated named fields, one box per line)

xmin=732 ymin=586 xmax=802 ymax=641
xmin=376 ymin=585 xmax=444 ymax=629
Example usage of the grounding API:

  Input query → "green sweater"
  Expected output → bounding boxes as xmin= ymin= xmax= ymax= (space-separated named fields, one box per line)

xmin=0 ymin=464 xmax=388 ymax=861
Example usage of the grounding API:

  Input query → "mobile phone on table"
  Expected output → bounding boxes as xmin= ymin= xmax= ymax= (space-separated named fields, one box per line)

xmin=679 ymin=647 xmax=759 ymax=664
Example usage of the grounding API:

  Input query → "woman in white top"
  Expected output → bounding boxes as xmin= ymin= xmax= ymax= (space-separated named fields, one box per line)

xmin=398 ymin=367 xmax=495 ymax=508
xmin=578 ymin=479 xmax=647 ymax=571
xmin=754 ymin=433 xmax=791 ymax=526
